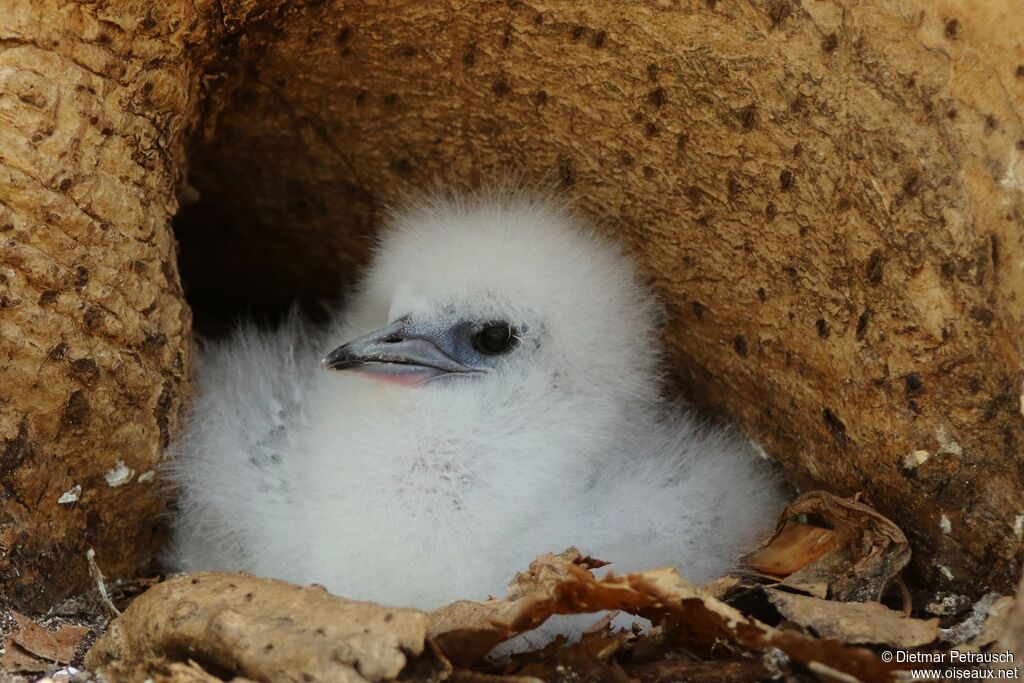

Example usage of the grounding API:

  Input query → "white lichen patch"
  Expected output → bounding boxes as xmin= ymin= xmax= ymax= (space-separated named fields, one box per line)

xmin=902 ymin=450 xmax=930 ymax=469
xmin=940 ymin=514 xmax=952 ymax=534
xmin=1000 ymin=146 xmax=1021 ymax=191
xmin=57 ymin=484 xmax=81 ymax=505
xmin=137 ymin=470 xmax=156 ymax=483
xmin=939 ymin=565 xmax=955 ymax=581
xmin=104 ymin=460 xmax=135 ymax=487
xmin=1014 ymin=514 xmax=1023 ymax=541
xmin=935 ymin=425 xmax=963 ymax=456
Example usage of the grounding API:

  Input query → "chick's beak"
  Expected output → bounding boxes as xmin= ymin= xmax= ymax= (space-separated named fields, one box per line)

xmin=321 ymin=320 xmax=478 ymax=383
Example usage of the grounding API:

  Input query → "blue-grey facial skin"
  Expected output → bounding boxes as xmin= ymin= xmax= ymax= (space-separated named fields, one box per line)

xmin=321 ymin=315 xmax=526 ymax=384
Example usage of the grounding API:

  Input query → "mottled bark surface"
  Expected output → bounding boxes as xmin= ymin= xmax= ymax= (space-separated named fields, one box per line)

xmin=1 ymin=0 xmax=1022 ymax=612
xmin=178 ymin=0 xmax=1024 ymax=595
xmin=0 ymin=0 xmax=214 ymax=609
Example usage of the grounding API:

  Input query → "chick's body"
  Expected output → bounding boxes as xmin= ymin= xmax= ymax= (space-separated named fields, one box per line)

xmin=168 ymin=196 xmax=784 ymax=610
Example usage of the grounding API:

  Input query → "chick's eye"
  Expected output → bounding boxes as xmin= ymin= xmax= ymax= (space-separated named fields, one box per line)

xmin=472 ymin=322 xmax=517 ymax=355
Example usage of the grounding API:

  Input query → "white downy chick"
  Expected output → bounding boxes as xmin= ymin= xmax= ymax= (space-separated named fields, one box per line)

xmin=167 ymin=194 xmax=784 ymax=626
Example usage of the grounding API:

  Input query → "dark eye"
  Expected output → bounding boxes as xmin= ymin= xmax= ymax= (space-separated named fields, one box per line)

xmin=472 ymin=322 xmax=517 ymax=355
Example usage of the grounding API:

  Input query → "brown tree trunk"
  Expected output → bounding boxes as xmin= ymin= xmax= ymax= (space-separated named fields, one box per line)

xmin=2 ymin=0 xmax=1022 ymax=610
xmin=0 ymin=0 xmax=222 ymax=610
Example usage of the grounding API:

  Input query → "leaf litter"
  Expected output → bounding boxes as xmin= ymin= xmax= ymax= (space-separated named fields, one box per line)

xmin=6 ymin=491 xmax=1024 ymax=682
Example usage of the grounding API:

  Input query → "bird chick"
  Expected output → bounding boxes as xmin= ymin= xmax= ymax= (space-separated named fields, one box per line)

xmin=167 ymin=195 xmax=784 ymax=615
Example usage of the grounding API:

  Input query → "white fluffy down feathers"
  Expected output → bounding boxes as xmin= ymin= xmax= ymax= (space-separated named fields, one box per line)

xmin=167 ymin=194 xmax=784 ymax=620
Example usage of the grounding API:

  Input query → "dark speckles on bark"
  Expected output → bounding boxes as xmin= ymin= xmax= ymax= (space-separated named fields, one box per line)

xmin=491 ymin=80 xmax=511 ymax=97
xmin=692 ymin=301 xmax=706 ymax=320
xmin=737 ymin=104 xmax=758 ymax=131
xmin=727 ymin=176 xmax=742 ymax=200
xmin=733 ymin=335 xmax=748 ymax=356
xmin=62 ymin=390 xmax=90 ymax=428
xmin=816 ymin=318 xmax=830 ymax=338
xmin=557 ymin=159 xmax=575 ymax=188
xmin=904 ymin=373 xmax=925 ymax=398
xmin=866 ymin=250 xmax=884 ymax=284
xmin=69 ymin=358 xmax=100 ymax=386
xmin=971 ymin=306 xmax=995 ymax=326
xmin=390 ymin=158 xmax=413 ymax=176
xmin=856 ymin=310 xmax=871 ymax=340
xmin=648 ymin=87 xmax=666 ymax=107
xmin=822 ymin=408 xmax=849 ymax=444
xmin=779 ymin=168 xmax=795 ymax=191
xmin=1 ymin=420 xmax=33 ymax=506
xmin=48 ymin=342 xmax=69 ymax=362
xmin=944 ymin=18 xmax=959 ymax=39
xmin=768 ymin=0 xmax=792 ymax=27
xmin=902 ymin=172 xmax=920 ymax=198
xmin=155 ymin=381 xmax=173 ymax=449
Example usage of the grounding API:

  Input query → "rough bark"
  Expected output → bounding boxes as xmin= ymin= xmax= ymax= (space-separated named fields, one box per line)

xmin=0 ymin=0 xmax=218 ymax=610
xmin=1 ymin=0 xmax=1022 ymax=609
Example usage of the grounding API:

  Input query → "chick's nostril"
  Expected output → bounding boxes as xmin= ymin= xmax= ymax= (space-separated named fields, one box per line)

xmin=384 ymin=334 xmax=404 ymax=344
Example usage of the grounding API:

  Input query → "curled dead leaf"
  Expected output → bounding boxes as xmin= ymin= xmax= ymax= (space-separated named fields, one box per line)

xmin=746 ymin=491 xmax=910 ymax=601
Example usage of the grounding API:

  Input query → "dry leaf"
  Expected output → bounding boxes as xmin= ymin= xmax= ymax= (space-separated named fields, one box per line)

xmin=766 ymin=588 xmax=939 ymax=647
xmin=746 ymin=521 xmax=842 ymax=577
xmin=85 ymin=572 xmax=430 ymax=683
xmin=1 ymin=611 xmax=91 ymax=674
xmin=505 ymin=548 xmax=606 ymax=601
xmin=746 ymin=491 xmax=910 ymax=601
xmin=9 ymin=613 xmax=90 ymax=664
xmin=428 ymin=551 xmax=897 ymax=682
xmin=1 ymin=642 xmax=51 ymax=674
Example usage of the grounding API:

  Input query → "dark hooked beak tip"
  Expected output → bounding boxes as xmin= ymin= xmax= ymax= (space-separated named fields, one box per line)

xmin=321 ymin=346 xmax=358 ymax=372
